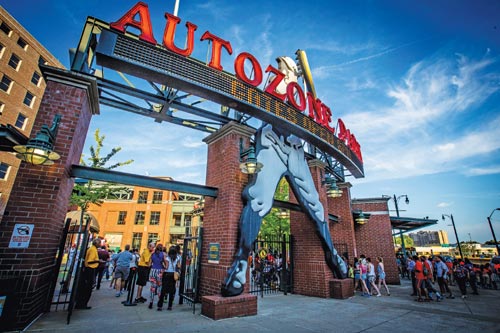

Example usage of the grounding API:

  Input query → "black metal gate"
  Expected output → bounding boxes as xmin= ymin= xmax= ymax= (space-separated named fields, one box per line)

xmin=179 ymin=227 xmax=203 ymax=313
xmin=48 ymin=214 xmax=92 ymax=324
xmin=250 ymin=234 xmax=293 ymax=297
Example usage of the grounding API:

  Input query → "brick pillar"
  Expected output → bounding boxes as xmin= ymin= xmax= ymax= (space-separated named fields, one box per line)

xmin=352 ymin=198 xmax=400 ymax=284
xmin=328 ymin=182 xmax=357 ymax=262
xmin=200 ymin=122 xmax=257 ymax=309
xmin=0 ymin=67 xmax=98 ymax=331
xmin=290 ymin=159 xmax=333 ymax=298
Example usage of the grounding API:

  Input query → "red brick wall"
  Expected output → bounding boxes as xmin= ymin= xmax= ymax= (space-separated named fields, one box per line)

xmin=290 ymin=160 xmax=333 ymax=298
xmin=199 ymin=122 xmax=254 ymax=296
xmin=328 ymin=182 xmax=357 ymax=262
xmin=0 ymin=68 xmax=97 ymax=330
xmin=352 ymin=198 xmax=400 ymax=284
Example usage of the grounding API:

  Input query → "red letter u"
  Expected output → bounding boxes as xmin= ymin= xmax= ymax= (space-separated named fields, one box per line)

xmin=163 ymin=13 xmax=197 ymax=57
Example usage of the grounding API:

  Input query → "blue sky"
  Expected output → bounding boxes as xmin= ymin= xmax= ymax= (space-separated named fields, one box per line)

xmin=2 ymin=0 xmax=500 ymax=242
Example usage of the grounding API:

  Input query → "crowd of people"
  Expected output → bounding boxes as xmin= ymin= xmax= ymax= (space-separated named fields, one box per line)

xmin=73 ymin=240 xmax=182 ymax=312
xmin=350 ymin=255 xmax=391 ymax=297
xmin=405 ymin=255 xmax=499 ymax=302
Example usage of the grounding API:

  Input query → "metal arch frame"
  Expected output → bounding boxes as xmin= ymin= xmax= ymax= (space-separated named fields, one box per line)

xmin=70 ymin=17 xmax=349 ymax=182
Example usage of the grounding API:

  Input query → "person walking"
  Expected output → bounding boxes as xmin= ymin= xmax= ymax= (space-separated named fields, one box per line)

xmin=435 ymin=256 xmax=454 ymax=299
xmin=366 ymin=257 xmax=382 ymax=297
xmin=125 ymin=248 xmax=139 ymax=291
xmin=75 ymin=238 xmax=101 ymax=310
xmin=423 ymin=256 xmax=443 ymax=301
xmin=157 ymin=246 xmax=181 ymax=311
xmin=353 ymin=258 xmax=362 ymax=292
xmin=454 ymin=260 xmax=469 ymax=299
xmin=464 ymin=258 xmax=479 ymax=295
xmin=414 ymin=255 xmax=429 ymax=302
xmin=114 ymin=244 xmax=133 ymax=297
xmin=135 ymin=242 xmax=155 ymax=303
xmin=148 ymin=244 xmax=166 ymax=309
xmin=408 ymin=256 xmax=417 ymax=296
xmin=95 ymin=245 xmax=110 ymax=290
xmin=376 ymin=257 xmax=390 ymax=296
xmin=358 ymin=257 xmax=371 ymax=296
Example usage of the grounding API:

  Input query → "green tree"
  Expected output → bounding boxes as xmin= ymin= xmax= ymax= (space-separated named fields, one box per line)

xmin=394 ymin=235 xmax=414 ymax=248
xmin=260 ymin=178 xmax=290 ymax=239
xmin=63 ymin=130 xmax=133 ymax=293
xmin=70 ymin=129 xmax=134 ymax=211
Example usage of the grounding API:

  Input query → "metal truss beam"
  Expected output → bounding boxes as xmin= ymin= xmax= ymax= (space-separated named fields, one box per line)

xmin=71 ymin=165 xmax=218 ymax=197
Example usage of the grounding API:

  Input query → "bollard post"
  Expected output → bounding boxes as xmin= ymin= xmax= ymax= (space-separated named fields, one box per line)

xmin=122 ymin=270 xmax=138 ymax=307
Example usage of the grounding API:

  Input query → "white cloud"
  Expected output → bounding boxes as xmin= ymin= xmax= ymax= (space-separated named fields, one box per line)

xmin=466 ymin=166 xmax=500 ymax=176
xmin=349 ymin=51 xmax=500 ymax=183
xmin=437 ymin=202 xmax=453 ymax=208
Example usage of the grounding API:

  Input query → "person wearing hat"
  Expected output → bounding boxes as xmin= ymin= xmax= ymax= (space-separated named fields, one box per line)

xmin=454 ymin=260 xmax=469 ymax=299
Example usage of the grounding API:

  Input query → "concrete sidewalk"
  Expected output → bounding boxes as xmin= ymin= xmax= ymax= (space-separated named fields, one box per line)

xmin=24 ymin=279 xmax=500 ymax=333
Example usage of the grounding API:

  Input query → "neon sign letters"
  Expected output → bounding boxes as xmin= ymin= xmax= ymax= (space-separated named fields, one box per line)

xmin=96 ymin=1 xmax=364 ymax=177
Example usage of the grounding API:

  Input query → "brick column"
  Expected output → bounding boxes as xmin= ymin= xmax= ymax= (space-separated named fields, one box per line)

xmin=0 ymin=67 xmax=98 ymax=330
xmin=200 ymin=122 xmax=257 ymax=319
xmin=290 ymin=159 xmax=333 ymax=298
xmin=328 ymin=182 xmax=357 ymax=261
xmin=352 ymin=198 xmax=400 ymax=284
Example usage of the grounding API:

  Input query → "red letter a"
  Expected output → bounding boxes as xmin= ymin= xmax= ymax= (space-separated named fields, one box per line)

xmin=110 ymin=2 xmax=157 ymax=45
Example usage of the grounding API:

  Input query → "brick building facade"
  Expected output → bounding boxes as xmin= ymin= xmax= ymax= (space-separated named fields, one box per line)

xmin=0 ymin=7 xmax=64 ymax=218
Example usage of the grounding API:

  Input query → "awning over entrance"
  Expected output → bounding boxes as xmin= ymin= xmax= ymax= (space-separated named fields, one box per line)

xmin=391 ymin=216 xmax=438 ymax=233
xmin=65 ymin=210 xmax=100 ymax=233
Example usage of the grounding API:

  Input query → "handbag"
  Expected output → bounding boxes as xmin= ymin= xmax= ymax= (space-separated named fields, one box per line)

xmin=174 ymin=271 xmax=180 ymax=281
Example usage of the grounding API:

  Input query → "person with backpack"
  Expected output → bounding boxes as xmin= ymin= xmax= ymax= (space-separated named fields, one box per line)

xmin=414 ymin=256 xmax=429 ymax=302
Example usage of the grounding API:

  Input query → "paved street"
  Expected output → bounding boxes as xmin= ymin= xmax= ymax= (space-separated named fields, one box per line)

xmin=25 ymin=279 xmax=500 ymax=333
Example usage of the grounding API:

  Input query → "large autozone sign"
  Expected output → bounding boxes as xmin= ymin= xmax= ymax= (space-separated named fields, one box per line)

xmin=95 ymin=1 xmax=364 ymax=177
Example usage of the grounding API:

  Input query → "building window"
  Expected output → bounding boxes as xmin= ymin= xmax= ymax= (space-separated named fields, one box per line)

xmin=0 ymin=102 xmax=4 ymax=115
xmin=31 ymin=72 xmax=41 ymax=86
xmin=137 ymin=191 xmax=148 ymax=204
xmin=132 ymin=232 xmax=142 ymax=250
xmin=185 ymin=214 xmax=192 ymax=227
xmin=173 ymin=213 xmax=182 ymax=226
xmin=152 ymin=191 xmax=163 ymax=204
xmin=148 ymin=233 xmax=159 ymax=245
xmin=23 ymin=91 xmax=35 ymax=108
xmin=8 ymin=54 xmax=21 ymax=71
xmin=117 ymin=211 xmax=127 ymax=225
xmin=0 ymin=22 xmax=12 ymax=36
xmin=0 ymin=75 xmax=12 ymax=93
xmin=0 ymin=163 xmax=10 ymax=180
xmin=15 ymin=113 xmax=27 ymax=129
xmin=17 ymin=37 xmax=28 ymax=50
xmin=134 ymin=211 xmax=145 ymax=225
xmin=150 ymin=211 xmax=160 ymax=225
xmin=38 ymin=56 xmax=47 ymax=66
xmin=0 ymin=43 xmax=4 ymax=58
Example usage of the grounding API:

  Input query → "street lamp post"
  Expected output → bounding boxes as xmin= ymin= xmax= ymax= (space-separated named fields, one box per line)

xmin=487 ymin=208 xmax=500 ymax=255
xmin=442 ymin=214 xmax=463 ymax=259
xmin=390 ymin=194 xmax=410 ymax=259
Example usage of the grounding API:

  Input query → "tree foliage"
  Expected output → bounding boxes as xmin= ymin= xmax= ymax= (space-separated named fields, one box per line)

xmin=394 ymin=235 xmax=414 ymax=248
xmin=260 ymin=178 xmax=290 ymax=239
xmin=70 ymin=129 xmax=134 ymax=211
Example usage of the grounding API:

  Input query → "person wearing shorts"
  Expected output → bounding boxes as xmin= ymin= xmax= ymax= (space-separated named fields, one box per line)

xmin=114 ymin=244 xmax=133 ymax=297
xmin=135 ymin=242 xmax=155 ymax=303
